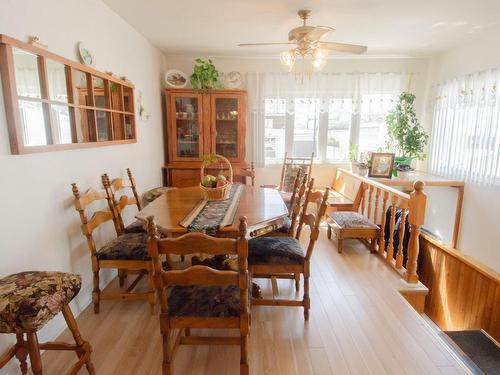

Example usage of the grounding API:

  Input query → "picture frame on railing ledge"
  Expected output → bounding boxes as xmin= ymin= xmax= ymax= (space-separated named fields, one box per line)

xmin=368 ymin=152 xmax=395 ymax=178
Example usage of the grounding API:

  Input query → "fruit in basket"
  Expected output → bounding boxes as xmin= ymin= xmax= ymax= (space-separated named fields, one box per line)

xmin=216 ymin=179 xmax=227 ymax=188
xmin=201 ymin=175 xmax=216 ymax=188
xmin=216 ymin=174 xmax=226 ymax=181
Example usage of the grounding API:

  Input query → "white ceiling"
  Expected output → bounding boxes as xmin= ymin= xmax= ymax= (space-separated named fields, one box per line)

xmin=102 ymin=0 xmax=500 ymax=57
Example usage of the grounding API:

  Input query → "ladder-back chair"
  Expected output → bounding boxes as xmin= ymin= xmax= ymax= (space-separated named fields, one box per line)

xmin=147 ymin=216 xmax=250 ymax=375
xmin=249 ymin=186 xmax=330 ymax=320
xmin=71 ymin=183 xmax=155 ymax=314
xmin=102 ymin=168 xmax=144 ymax=235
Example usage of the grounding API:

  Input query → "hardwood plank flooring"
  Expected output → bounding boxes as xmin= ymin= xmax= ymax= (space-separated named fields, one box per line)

xmin=30 ymin=228 xmax=468 ymax=374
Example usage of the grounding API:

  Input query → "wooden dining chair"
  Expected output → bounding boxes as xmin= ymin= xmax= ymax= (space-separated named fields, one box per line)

xmin=71 ymin=183 xmax=155 ymax=314
xmin=146 ymin=216 xmax=250 ymax=375
xmin=102 ymin=168 xmax=144 ymax=235
xmin=238 ymin=162 xmax=256 ymax=187
xmin=264 ymin=171 xmax=307 ymax=238
xmin=249 ymin=186 xmax=330 ymax=320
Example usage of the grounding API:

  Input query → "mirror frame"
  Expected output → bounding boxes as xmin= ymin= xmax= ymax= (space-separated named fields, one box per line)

xmin=0 ymin=34 xmax=136 ymax=154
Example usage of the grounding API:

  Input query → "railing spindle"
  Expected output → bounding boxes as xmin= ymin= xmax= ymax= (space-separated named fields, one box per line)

xmin=367 ymin=184 xmax=374 ymax=220
xmin=386 ymin=194 xmax=398 ymax=263
xmin=378 ymin=191 xmax=389 ymax=256
xmin=373 ymin=188 xmax=380 ymax=225
xmin=395 ymin=200 xmax=409 ymax=269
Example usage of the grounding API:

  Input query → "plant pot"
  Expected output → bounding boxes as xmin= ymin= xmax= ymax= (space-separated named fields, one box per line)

xmin=358 ymin=167 xmax=369 ymax=177
xmin=397 ymin=170 xmax=410 ymax=179
xmin=393 ymin=156 xmax=414 ymax=176
xmin=351 ymin=162 xmax=358 ymax=174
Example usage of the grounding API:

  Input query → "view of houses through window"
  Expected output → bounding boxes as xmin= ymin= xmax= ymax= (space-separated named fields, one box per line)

xmin=264 ymin=93 xmax=396 ymax=165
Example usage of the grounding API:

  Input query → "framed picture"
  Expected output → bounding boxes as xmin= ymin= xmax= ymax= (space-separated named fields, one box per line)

xmin=368 ymin=153 xmax=395 ymax=178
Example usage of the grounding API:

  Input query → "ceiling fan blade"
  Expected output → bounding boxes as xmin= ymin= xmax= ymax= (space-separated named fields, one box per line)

xmin=238 ymin=42 xmax=295 ymax=47
xmin=304 ymin=26 xmax=334 ymax=42
xmin=318 ymin=42 xmax=367 ymax=54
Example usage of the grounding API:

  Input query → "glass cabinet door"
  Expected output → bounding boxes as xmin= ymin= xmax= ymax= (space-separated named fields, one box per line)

xmin=212 ymin=94 xmax=242 ymax=161
xmin=171 ymin=94 xmax=203 ymax=161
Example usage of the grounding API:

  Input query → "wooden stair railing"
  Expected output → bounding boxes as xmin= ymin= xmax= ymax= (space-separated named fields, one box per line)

xmin=336 ymin=168 xmax=427 ymax=285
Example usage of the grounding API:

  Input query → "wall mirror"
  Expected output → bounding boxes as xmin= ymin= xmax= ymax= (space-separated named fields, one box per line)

xmin=0 ymin=35 xmax=136 ymax=154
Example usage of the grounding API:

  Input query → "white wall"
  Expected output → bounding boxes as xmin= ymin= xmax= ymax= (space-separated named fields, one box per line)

xmin=163 ymin=55 xmax=431 ymax=187
xmin=0 ymin=1 xmax=165 ymax=372
xmin=423 ymin=33 xmax=500 ymax=272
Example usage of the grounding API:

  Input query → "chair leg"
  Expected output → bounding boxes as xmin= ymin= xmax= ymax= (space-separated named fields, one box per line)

xmin=147 ymin=274 xmax=156 ymax=315
xmin=294 ymin=273 xmax=300 ymax=291
xmin=162 ymin=329 xmax=173 ymax=375
xmin=303 ymin=275 xmax=310 ymax=321
xmin=62 ymin=304 xmax=95 ymax=375
xmin=91 ymin=257 xmax=100 ymax=314
xmin=118 ymin=269 xmax=127 ymax=287
xmin=337 ymin=237 xmax=343 ymax=254
xmin=327 ymin=225 xmax=332 ymax=239
xmin=15 ymin=333 xmax=28 ymax=375
xmin=26 ymin=332 xmax=42 ymax=375
xmin=370 ymin=238 xmax=378 ymax=254
xmin=240 ymin=334 xmax=249 ymax=375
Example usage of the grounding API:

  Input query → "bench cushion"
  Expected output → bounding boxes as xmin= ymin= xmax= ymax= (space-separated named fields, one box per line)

xmin=328 ymin=212 xmax=378 ymax=229
xmin=97 ymin=233 xmax=149 ymax=261
xmin=168 ymin=285 xmax=240 ymax=317
xmin=249 ymin=237 xmax=305 ymax=265
xmin=0 ymin=271 xmax=81 ymax=333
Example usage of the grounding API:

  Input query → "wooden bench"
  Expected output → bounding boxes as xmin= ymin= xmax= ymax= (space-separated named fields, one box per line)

xmin=326 ymin=168 xmax=364 ymax=213
xmin=326 ymin=211 xmax=380 ymax=253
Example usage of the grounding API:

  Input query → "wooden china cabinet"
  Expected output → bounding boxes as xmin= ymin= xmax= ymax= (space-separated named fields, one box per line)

xmin=163 ymin=89 xmax=248 ymax=187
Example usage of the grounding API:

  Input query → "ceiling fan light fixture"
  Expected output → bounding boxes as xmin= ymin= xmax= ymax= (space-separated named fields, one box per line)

xmin=312 ymin=57 xmax=327 ymax=71
xmin=280 ymin=50 xmax=296 ymax=71
xmin=313 ymin=48 xmax=327 ymax=60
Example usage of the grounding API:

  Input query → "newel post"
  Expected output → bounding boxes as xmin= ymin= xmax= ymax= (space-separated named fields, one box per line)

xmin=404 ymin=181 xmax=426 ymax=283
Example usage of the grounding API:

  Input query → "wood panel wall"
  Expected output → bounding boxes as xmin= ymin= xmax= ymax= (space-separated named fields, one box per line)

xmin=419 ymin=234 xmax=500 ymax=342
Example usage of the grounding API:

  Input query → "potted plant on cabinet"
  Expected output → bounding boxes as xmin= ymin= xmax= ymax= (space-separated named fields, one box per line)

xmin=190 ymin=58 xmax=222 ymax=90
xmin=385 ymin=92 xmax=429 ymax=174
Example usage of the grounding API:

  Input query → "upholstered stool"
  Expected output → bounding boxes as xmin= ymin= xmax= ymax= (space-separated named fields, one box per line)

xmin=326 ymin=212 xmax=380 ymax=254
xmin=0 ymin=271 xmax=94 ymax=375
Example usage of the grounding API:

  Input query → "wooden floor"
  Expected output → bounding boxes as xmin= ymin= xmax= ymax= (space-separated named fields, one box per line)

xmin=36 ymin=228 xmax=468 ymax=375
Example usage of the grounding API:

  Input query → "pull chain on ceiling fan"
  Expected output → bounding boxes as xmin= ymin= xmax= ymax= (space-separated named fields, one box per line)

xmin=238 ymin=9 xmax=367 ymax=77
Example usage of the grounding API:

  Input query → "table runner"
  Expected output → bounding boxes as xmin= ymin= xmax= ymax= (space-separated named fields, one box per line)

xmin=179 ymin=184 xmax=244 ymax=235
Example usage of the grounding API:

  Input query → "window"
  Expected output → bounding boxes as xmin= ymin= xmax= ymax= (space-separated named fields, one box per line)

xmin=264 ymin=99 xmax=287 ymax=164
xmin=262 ymin=95 xmax=396 ymax=164
xmin=430 ymin=68 xmax=500 ymax=185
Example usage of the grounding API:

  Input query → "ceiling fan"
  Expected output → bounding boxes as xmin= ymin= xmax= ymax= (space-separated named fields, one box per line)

xmin=238 ymin=9 xmax=367 ymax=72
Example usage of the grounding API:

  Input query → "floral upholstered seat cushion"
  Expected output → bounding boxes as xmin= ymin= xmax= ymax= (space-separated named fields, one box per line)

xmin=97 ymin=233 xmax=149 ymax=261
xmin=124 ymin=219 xmax=146 ymax=234
xmin=328 ymin=212 xmax=378 ymax=229
xmin=167 ymin=285 xmax=240 ymax=317
xmin=248 ymin=237 xmax=305 ymax=265
xmin=0 ymin=271 xmax=81 ymax=333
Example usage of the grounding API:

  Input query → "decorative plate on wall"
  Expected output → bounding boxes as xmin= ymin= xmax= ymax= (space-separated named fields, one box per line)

xmin=165 ymin=69 xmax=188 ymax=88
xmin=77 ymin=42 xmax=94 ymax=66
xmin=221 ymin=71 xmax=242 ymax=89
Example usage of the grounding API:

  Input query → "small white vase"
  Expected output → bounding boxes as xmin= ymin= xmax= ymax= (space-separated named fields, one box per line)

xmin=398 ymin=171 xmax=410 ymax=179
xmin=358 ymin=167 xmax=369 ymax=177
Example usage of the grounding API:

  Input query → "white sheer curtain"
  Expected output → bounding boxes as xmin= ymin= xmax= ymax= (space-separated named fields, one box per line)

xmin=430 ymin=68 xmax=500 ymax=185
xmin=246 ymin=72 xmax=412 ymax=166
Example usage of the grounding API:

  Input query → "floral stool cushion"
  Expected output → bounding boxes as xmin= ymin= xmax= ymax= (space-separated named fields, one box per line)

xmin=329 ymin=212 xmax=378 ymax=229
xmin=97 ymin=233 xmax=149 ymax=261
xmin=168 ymin=285 xmax=240 ymax=317
xmin=249 ymin=237 xmax=305 ymax=265
xmin=0 ymin=271 xmax=81 ymax=333
xmin=124 ymin=219 xmax=146 ymax=234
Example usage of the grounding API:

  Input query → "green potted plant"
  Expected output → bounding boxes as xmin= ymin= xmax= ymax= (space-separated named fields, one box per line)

xmin=385 ymin=92 xmax=429 ymax=174
xmin=356 ymin=152 xmax=371 ymax=177
xmin=190 ymin=58 xmax=222 ymax=90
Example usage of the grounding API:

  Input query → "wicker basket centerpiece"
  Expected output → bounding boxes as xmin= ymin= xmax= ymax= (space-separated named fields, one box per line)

xmin=200 ymin=154 xmax=233 ymax=201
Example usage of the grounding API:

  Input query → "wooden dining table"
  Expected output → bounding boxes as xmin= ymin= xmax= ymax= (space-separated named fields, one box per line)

xmin=136 ymin=185 xmax=289 ymax=238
